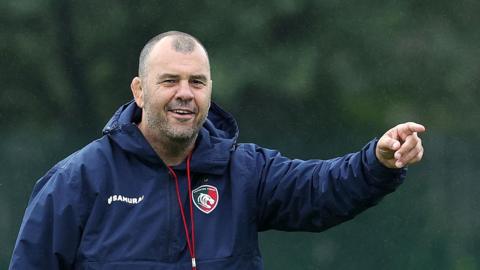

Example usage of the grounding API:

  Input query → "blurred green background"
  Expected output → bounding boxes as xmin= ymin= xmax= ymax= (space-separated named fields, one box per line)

xmin=1 ymin=0 xmax=479 ymax=269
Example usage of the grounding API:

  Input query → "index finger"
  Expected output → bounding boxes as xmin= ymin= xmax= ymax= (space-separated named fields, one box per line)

xmin=397 ymin=122 xmax=426 ymax=138
xmin=406 ymin=122 xmax=426 ymax=133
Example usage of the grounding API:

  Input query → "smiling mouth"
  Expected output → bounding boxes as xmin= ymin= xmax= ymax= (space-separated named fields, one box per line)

xmin=167 ymin=108 xmax=196 ymax=120
xmin=169 ymin=108 xmax=195 ymax=115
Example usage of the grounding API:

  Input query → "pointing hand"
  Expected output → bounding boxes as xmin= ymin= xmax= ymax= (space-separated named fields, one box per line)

xmin=376 ymin=122 xmax=426 ymax=169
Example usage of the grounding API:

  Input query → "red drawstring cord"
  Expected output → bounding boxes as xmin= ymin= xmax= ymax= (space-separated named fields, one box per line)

xmin=167 ymin=153 xmax=196 ymax=270
xmin=186 ymin=154 xmax=196 ymax=267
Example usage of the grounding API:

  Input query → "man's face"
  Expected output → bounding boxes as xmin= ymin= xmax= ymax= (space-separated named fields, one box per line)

xmin=138 ymin=37 xmax=212 ymax=142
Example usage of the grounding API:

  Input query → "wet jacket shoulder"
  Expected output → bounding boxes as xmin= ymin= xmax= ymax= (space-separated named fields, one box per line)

xmin=9 ymin=134 xmax=116 ymax=269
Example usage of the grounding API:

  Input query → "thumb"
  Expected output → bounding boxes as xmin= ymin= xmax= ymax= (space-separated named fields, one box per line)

xmin=378 ymin=136 xmax=401 ymax=152
xmin=376 ymin=135 xmax=401 ymax=168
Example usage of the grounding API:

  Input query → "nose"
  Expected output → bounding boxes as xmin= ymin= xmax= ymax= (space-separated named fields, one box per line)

xmin=175 ymin=80 xmax=194 ymax=101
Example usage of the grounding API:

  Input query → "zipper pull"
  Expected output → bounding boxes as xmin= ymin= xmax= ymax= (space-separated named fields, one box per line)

xmin=192 ymin=257 xmax=197 ymax=269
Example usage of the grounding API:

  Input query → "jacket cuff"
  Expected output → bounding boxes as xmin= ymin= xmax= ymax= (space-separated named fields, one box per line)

xmin=363 ymin=138 xmax=407 ymax=187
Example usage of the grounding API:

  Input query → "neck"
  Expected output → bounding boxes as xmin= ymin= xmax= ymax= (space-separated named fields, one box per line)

xmin=138 ymin=121 xmax=196 ymax=166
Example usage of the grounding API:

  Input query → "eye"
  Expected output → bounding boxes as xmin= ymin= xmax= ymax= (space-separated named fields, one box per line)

xmin=191 ymin=79 xmax=206 ymax=87
xmin=160 ymin=79 xmax=177 ymax=86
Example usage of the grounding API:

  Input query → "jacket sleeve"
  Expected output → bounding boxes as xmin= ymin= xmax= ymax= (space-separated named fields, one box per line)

xmin=9 ymin=159 xmax=89 ymax=270
xmin=254 ymin=139 xmax=407 ymax=232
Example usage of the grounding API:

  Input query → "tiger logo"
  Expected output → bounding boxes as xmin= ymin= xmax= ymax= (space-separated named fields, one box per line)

xmin=192 ymin=184 xmax=219 ymax=214
xmin=197 ymin=193 xmax=215 ymax=209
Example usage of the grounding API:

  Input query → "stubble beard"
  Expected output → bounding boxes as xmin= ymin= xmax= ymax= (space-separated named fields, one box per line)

xmin=144 ymin=107 xmax=206 ymax=145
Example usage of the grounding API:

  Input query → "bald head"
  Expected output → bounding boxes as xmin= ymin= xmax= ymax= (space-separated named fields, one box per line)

xmin=138 ymin=31 xmax=209 ymax=78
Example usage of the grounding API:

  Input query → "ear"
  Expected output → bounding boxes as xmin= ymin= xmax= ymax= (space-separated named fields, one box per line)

xmin=208 ymin=79 xmax=213 ymax=108
xmin=131 ymin=77 xmax=144 ymax=108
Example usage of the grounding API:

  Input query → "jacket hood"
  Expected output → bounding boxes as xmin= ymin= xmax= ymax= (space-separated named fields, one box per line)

xmin=102 ymin=100 xmax=239 ymax=175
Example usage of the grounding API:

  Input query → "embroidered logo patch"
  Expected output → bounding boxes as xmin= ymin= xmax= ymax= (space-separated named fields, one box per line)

xmin=192 ymin=185 xmax=218 ymax=214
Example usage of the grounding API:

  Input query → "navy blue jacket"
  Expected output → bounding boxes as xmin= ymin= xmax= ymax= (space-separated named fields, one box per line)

xmin=10 ymin=101 xmax=406 ymax=269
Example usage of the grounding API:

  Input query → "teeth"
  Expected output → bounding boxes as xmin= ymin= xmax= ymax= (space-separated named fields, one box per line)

xmin=172 ymin=109 xmax=191 ymax=114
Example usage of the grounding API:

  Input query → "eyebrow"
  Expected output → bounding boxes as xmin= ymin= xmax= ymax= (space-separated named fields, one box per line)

xmin=190 ymin=75 xmax=208 ymax=82
xmin=156 ymin=74 xmax=208 ymax=82
xmin=157 ymin=74 xmax=180 ymax=81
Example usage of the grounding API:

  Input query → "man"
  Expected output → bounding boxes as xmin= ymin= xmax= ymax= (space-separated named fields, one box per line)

xmin=9 ymin=31 xmax=425 ymax=270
